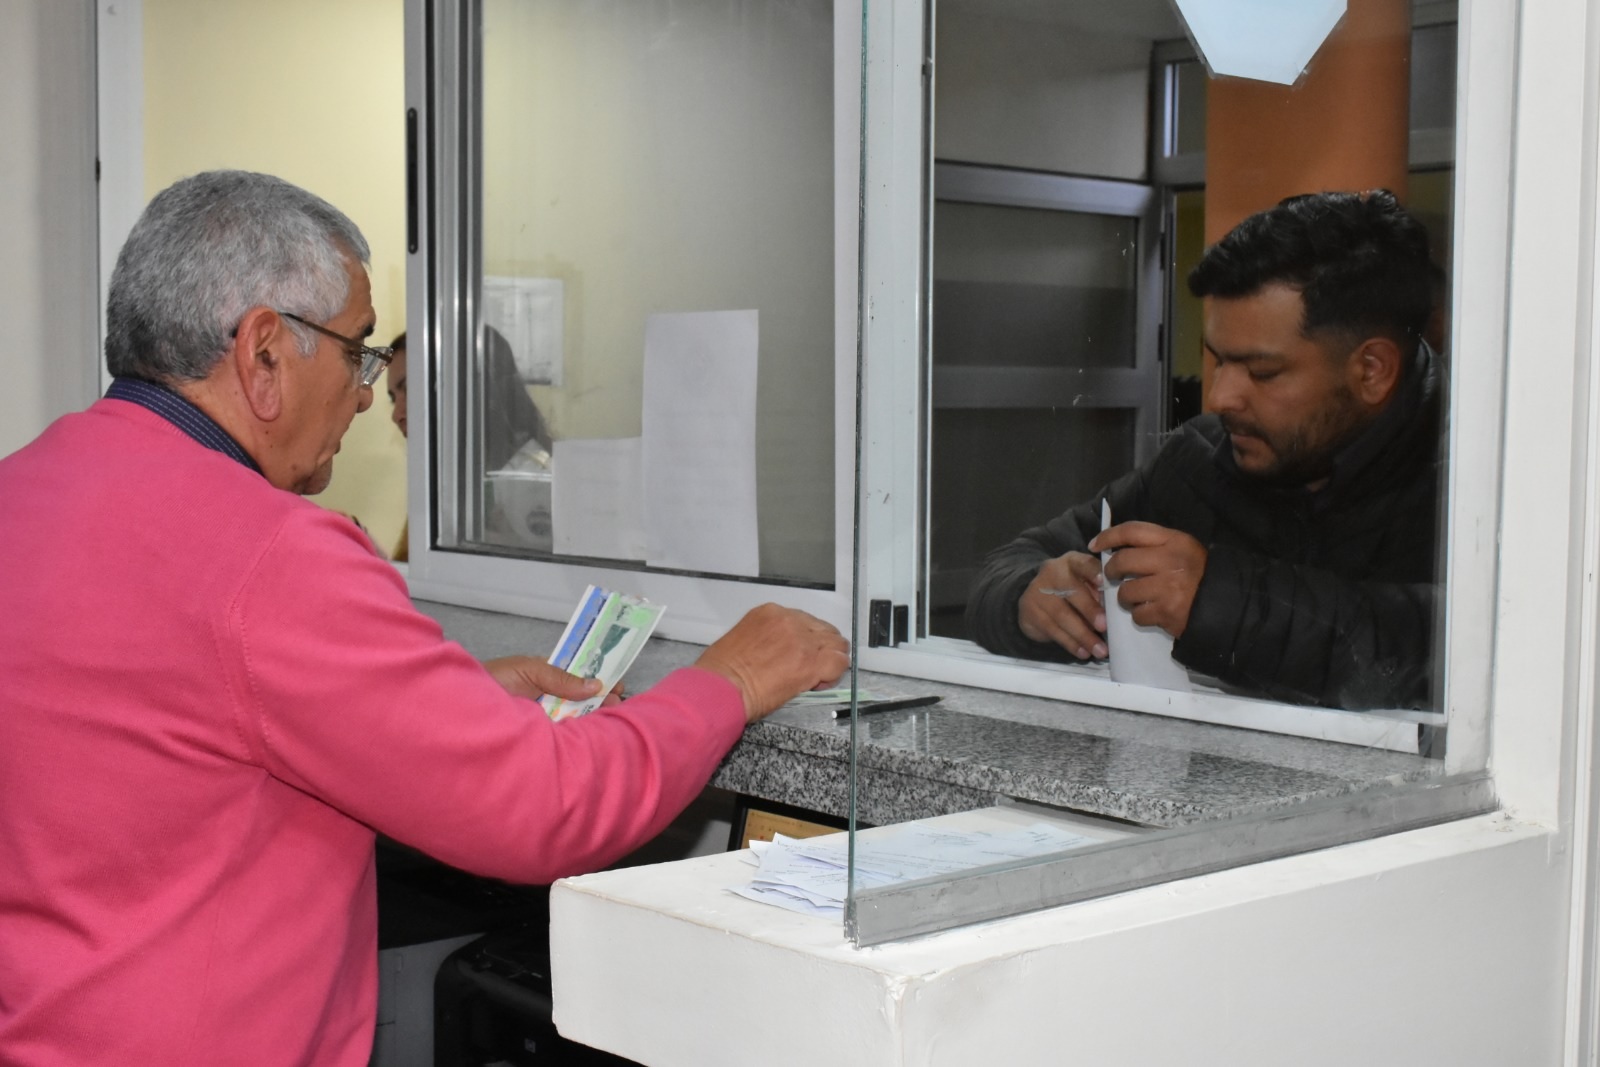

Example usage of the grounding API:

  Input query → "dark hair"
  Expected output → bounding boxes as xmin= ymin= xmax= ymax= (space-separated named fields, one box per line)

xmin=1187 ymin=190 xmax=1435 ymax=356
xmin=389 ymin=331 xmax=406 ymax=352
xmin=483 ymin=326 xmax=553 ymax=465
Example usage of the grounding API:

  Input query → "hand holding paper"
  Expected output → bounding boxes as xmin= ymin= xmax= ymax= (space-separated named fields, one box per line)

xmin=1090 ymin=508 xmax=1208 ymax=638
xmin=1018 ymin=550 xmax=1107 ymax=660
xmin=1089 ymin=501 xmax=1195 ymax=692
xmin=484 ymin=656 xmax=603 ymax=704
xmin=540 ymin=586 xmax=666 ymax=721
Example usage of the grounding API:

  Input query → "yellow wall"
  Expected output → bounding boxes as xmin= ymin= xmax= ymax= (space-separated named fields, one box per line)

xmin=143 ymin=0 xmax=409 ymax=553
xmin=478 ymin=0 xmax=836 ymax=582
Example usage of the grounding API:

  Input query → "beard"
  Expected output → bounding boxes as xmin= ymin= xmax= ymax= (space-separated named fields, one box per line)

xmin=1222 ymin=388 xmax=1371 ymax=488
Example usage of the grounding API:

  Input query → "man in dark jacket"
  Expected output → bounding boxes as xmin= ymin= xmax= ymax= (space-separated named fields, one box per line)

xmin=966 ymin=190 xmax=1441 ymax=710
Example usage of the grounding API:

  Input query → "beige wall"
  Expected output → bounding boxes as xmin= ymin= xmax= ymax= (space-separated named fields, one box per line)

xmin=143 ymin=0 xmax=410 ymax=552
xmin=0 ymin=0 xmax=100 ymax=459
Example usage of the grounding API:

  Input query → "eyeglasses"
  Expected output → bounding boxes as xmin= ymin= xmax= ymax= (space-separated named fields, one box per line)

xmin=279 ymin=312 xmax=394 ymax=387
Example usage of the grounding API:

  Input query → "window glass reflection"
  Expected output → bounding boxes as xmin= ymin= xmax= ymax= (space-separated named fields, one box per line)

xmin=930 ymin=1 xmax=1455 ymax=717
xmin=933 ymin=202 xmax=1139 ymax=371
xmin=469 ymin=0 xmax=835 ymax=584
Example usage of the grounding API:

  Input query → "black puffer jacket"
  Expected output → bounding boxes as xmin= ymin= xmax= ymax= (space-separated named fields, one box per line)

xmin=966 ymin=346 xmax=1443 ymax=710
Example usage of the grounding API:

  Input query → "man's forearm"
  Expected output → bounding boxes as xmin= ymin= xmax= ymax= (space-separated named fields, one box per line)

xmin=1174 ymin=545 xmax=1437 ymax=710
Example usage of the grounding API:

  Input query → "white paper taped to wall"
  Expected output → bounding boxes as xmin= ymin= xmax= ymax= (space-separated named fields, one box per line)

xmin=551 ymin=438 xmax=650 ymax=561
xmin=641 ymin=310 xmax=760 ymax=577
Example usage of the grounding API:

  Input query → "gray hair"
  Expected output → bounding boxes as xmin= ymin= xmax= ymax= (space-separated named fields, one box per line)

xmin=105 ymin=170 xmax=371 ymax=382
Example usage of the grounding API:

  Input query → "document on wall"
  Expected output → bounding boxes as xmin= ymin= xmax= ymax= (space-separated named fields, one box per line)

xmin=1099 ymin=500 xmax=1193 ymax=692
xmin=641 ymin=310 xmax=760 ymax=577
xmin=483 ymin=275 xmax=565 ymax=386
xmin=540 ymin=584 xmax=665 ymax=721
xmin=551 ymin=438 xmax=650 ymax=561
xmin=731 ymin=823 xmax=1098 ymax=919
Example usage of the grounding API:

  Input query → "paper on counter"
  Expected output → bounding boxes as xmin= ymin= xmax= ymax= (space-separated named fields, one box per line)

xmin=730 ymin=824 xmax=1096 ymax=920
xmin=551 ymin=438 xmax=650 ymax=561
xmin=1100 ymin=499 xmax=1193 ymax=692
xmin=641 ymin=310 xmax=760 ymax=577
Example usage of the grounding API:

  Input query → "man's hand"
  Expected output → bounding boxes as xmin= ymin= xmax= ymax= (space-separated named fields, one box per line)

xmin=694 ymin=604 xmax=850 ymax=723
xmin=484 ymin=656 xmax=605 ymax=704
xmin=1018 ymin=552 xmax=1107 ymax=660
xmin=1089 ymin=522 xmax=1208 ymax=638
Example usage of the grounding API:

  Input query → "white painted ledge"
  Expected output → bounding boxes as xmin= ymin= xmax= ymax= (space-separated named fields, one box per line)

xmin=551 ymin=813 xmax=1565 ymax=1067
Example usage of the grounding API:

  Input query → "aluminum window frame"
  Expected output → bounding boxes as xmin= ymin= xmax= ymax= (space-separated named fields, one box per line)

xmin=403 ymin=0 xmax=864 ymax=642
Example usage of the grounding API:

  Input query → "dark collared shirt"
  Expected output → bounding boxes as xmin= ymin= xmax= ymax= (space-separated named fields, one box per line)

xmin=105 ymin=377 xmax=262 ymax=475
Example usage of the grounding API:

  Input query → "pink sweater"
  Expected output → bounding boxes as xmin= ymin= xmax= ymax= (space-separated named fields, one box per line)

xmin=0 ymin=398 xmax=746 ymax=1065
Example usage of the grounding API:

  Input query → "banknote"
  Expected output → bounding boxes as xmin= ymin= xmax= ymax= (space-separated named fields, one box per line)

xmin=541 ymin=590 xmax=665 ymax=720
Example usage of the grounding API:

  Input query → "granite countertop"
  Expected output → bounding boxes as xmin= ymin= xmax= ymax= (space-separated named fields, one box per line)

xmin=417 ymin=599 xmax=1440 ymax=830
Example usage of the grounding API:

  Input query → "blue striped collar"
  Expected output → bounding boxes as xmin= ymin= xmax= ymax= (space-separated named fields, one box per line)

xmin=105 ymin=377 xmax=262 ymax=475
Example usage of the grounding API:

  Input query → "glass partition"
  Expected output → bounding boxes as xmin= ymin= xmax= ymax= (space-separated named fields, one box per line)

xmin=843 ymin=0 xmax=1495 ymax=944
xmin=927 ymin=169 xmax=1161 ymax=640
xmin=408 ymin=0 xmax=1500 ymax=946
xmin=861 ymin=0 xmax=1461 ymax=733
xmin=438 ymin=0 xmax=838 ymax=587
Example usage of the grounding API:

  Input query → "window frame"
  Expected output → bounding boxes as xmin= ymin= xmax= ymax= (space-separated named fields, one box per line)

xmin=842 ymin=0 xmax=1516 ymax=945
xmin=402 ymin=0 xmax=1503 ymax=755
xmin=402 ymin=0 xmax=863 ymax=643
xmin=856 ymin=1 xmax=1497 ymax=765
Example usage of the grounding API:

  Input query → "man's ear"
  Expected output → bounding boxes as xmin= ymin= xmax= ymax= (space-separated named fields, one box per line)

xmin=1349 ymin=336 xmax=1404 ymax=408
xmin=231 ymin=307 xmax=289 ymax=422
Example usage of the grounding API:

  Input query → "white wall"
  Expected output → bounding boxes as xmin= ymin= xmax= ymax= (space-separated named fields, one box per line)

xmin=934 ymin=8 xmax=1150 ymax=179
xmin=0 ymin=0 xmax=101 ymax=459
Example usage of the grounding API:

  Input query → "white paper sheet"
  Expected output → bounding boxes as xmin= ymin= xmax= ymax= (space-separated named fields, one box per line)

xmin=1100 ymin=499 xmax=1193 ymax=692
xmin=483 ymin=275 xmax=565 ymax=385
xmin=551 ymin=438 xmax=650 ymax=560
xmin=732 ymin=824 xmax=1097 ymax=920
xmin=641 ymin=310 xmax=760 ymax=576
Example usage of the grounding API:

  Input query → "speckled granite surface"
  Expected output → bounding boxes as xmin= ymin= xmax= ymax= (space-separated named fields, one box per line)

xmin=417 ymin=599 xmax=1440 ymax=829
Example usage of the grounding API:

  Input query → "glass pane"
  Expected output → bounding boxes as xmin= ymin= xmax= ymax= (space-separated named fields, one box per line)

xmin=932 ymin=201 xmax=1139 ymax=371
xmin=1168 ymin=187 xmax=1207 ymax=426
xmin=466 ymin=0 xmax=835 ymax=584
xmin=928 ymin=409 xmax=1135 ymax=640
xmin=1410 ymin=23 xmax=1457 ymax=134
xmin=1172 ymin=58 xmax=1208 ymax=157
xmin=845 ymin=1 xmax=1471 ymax=942
xmin=934 ymin=0 xmax=1453 ymax=717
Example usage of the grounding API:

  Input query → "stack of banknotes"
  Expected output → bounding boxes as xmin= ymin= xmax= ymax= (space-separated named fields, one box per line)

xmin=540 ymin=585 xmax=666 ymax=721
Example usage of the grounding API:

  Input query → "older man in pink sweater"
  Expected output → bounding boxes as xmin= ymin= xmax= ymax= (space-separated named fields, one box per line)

xmin=0 ymin=170 xmax=848 ymax=1066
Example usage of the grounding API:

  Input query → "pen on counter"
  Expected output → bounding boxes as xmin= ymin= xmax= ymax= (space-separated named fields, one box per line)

xmin=831 ymin=695 xmax=941 ymax=720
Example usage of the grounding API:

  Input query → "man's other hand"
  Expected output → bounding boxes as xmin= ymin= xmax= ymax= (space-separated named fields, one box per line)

xmin=1089 ymin=522 xmax=1208 ymax=638
xmin=484 ymin=656 xmax=606 ymax=704
xmin=1019 ymin=552 xmax=1107 ymax=660
xmin=694 ymin=604 xmax=850 ymax=723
